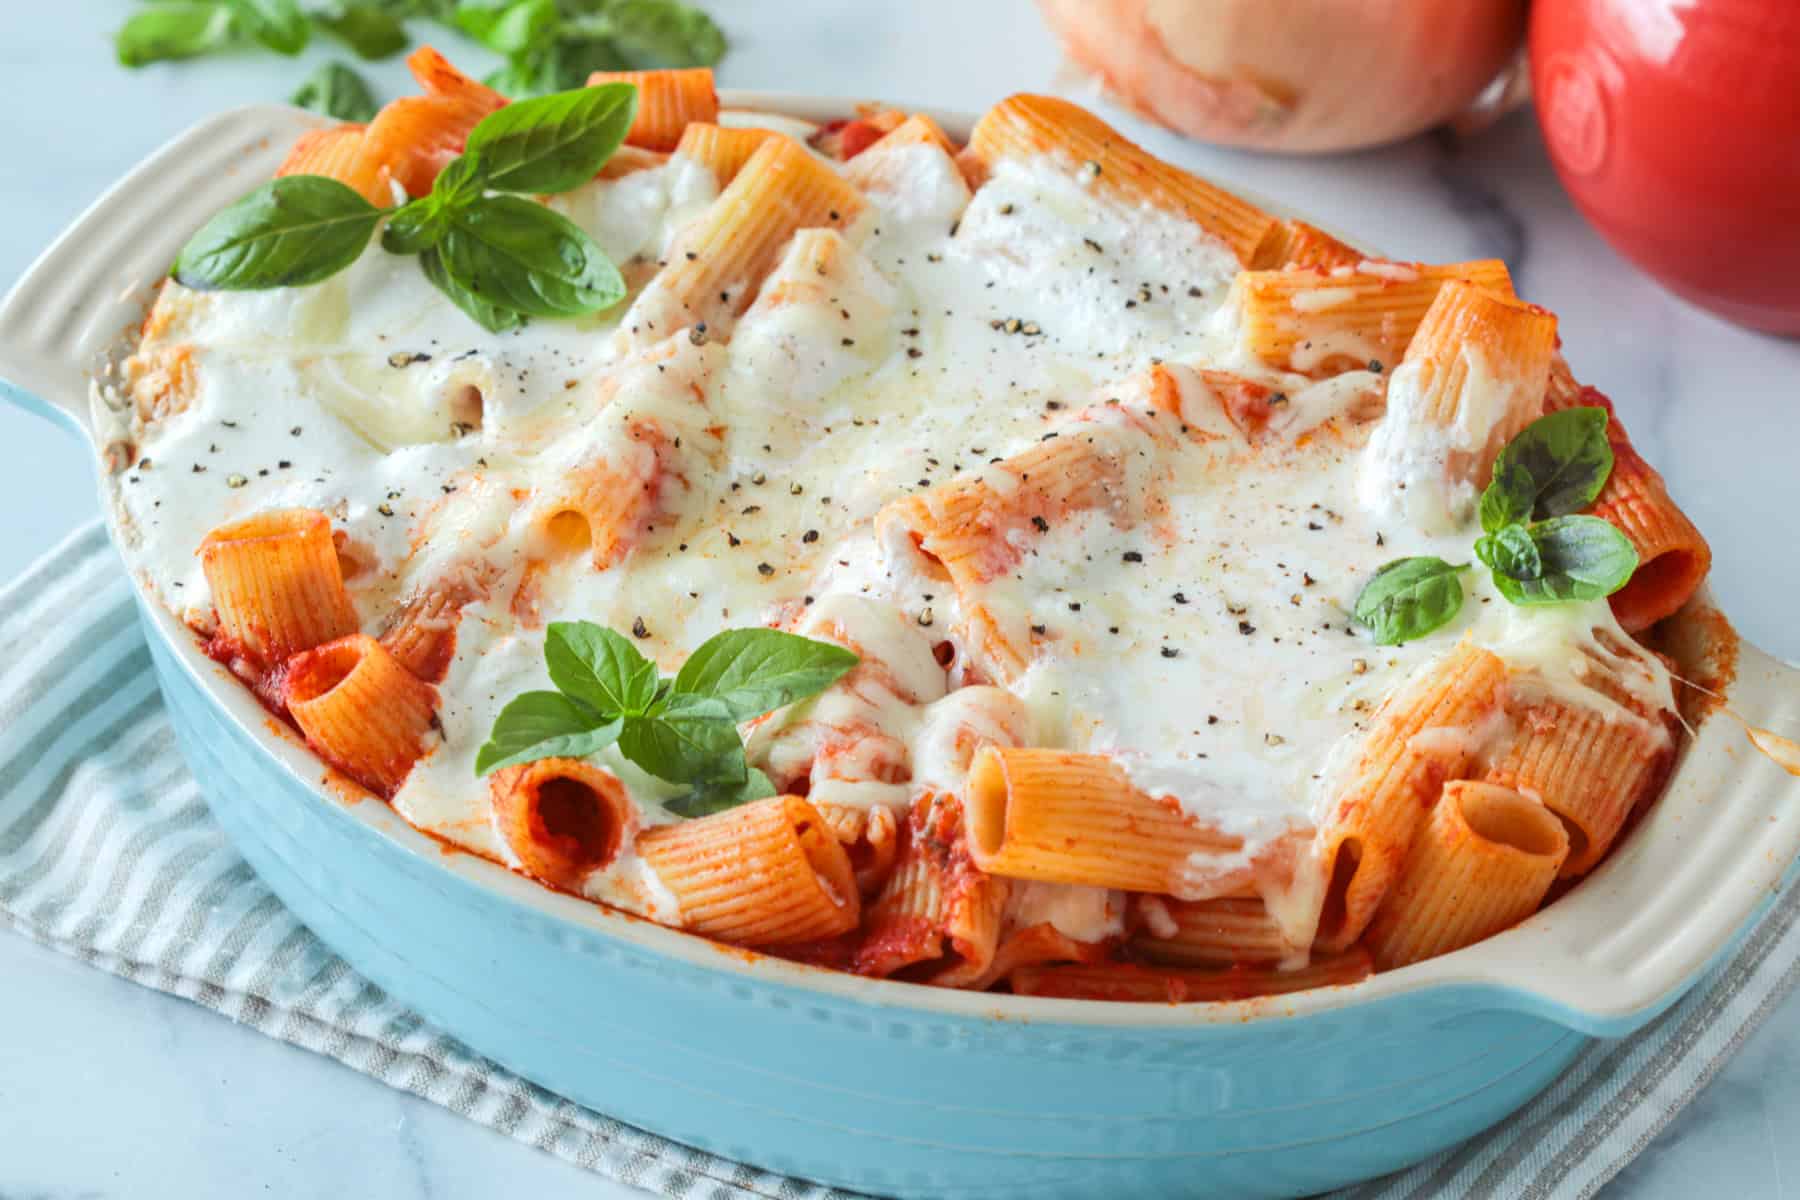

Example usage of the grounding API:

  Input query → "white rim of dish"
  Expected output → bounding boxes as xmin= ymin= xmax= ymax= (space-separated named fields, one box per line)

xmin=1 ymin=93 xmax=1796 ymax=1033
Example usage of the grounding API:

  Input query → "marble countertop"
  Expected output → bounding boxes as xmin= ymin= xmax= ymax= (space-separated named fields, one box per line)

xmin=2 ymin=3 xmax=1796 ymax=1196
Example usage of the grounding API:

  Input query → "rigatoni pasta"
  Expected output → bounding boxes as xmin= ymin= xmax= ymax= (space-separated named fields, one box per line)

xmin=119 ymin=61 xmax=1713 ymax=1004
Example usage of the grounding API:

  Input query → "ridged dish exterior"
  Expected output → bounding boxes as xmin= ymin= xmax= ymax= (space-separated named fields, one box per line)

xmin=145 ymin=598 xmax=1588 ymax=1198
xmin=2 ymin=99 xmax=1799 ymax=1200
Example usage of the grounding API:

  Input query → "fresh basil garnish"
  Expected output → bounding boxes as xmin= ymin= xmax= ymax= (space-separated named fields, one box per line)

xmin=173 ymin=176 xmax=383 ymax=290
xmin=226 ymin=0 xmax=310 ymax=54
xmin=175 ymin=77 xmax=640 ymax=329
xmin=1479 ymin=407 xmax=1613 ymax=531
xmin=1489 ymin=516 xmax=1639 ymax=605
xmin=1473 ymin=523 xmax=1542 ymax=581
xmin=462 ymin=83 xmax=639 ymax=193
xmin=1360 ymin=401 xmax=1638 ymax=645
xmin=1352 ymin=557 xmax=1469 ymax=645
xmin=477 ymin=621 xmax=857 ymax=817
xmin=116 ymin=4 xmax=237 ymax=67
xmin=291 ymin=61 xmax=380 ymax=121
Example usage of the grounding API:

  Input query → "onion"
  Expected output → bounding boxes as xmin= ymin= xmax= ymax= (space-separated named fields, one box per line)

xmin=1037 ymin=0 xmax=1528 ymax=153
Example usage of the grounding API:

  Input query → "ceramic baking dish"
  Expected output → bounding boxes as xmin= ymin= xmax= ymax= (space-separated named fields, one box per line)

xmin=2 ymin=97 xmax=1797 ymax=1200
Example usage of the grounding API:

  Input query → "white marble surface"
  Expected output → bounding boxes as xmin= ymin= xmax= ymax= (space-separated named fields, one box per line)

xmin=1 ymin=3 xmax=1796 ymax=1196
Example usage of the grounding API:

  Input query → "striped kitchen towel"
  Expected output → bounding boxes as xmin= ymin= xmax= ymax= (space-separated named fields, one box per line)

xmin=4 ymin=520 xmax=1798 ymax=1200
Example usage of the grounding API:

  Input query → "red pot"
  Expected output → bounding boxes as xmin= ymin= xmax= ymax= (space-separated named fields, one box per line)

xmin=1531 ymin=0 xmax=1800 ymax=335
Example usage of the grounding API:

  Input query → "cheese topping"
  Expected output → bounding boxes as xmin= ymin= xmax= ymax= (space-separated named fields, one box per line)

xmin=101 ymin=128 xmax=1676 ymax=930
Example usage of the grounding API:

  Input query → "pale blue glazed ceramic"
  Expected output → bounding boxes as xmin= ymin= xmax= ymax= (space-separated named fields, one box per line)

xmin=5 ymin=99 xmax=1800 ymax=1200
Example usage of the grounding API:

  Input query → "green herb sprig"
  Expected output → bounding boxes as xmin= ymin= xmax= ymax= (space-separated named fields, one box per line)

xmin=117 ymin=0 xmax=726 ymax=103
xmin=476 ymin=622 xmax=859 ymax=818
xmin=171 ymin=81 xmax=636 ymax=332
xmin=1353 ymin=407 xmax=1639 ymax=645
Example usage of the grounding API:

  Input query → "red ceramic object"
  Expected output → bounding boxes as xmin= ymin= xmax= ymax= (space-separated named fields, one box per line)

xmin=1530 ymin=0 xmax=1800 ymax=335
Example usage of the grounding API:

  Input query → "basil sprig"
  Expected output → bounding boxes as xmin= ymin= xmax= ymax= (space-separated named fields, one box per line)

xmin=476 ymin=622 xmax=859 ymax=819
xmin=172 ymin=82 xmax=636 ymax=332
xmin=1353 ymin=407 xmax=1639 ymax=644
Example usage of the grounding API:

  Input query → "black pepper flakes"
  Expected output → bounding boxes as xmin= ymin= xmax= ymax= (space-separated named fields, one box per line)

xmin=802 ymin=529 xmax=820 ymax=544
xmin=757 ymin=562 xmax=775 ymax=577
xmin=1030 ymin=623 xmax=1047 ymax=635
xmin=631 ymin=617 xmax=650 ymax=639
xmin=1031 ymin=515 xmax=1050 ymax=532
xmin=1172 ymin=592 xmax=1188 ymax=604
xmin=1160 ymin=646 xmax=1179 ymax=659
xmin=1122 ymin=550 xmax=1143 ymax=563
xmin=1238 ymin=620 xmax=1257 ymax=636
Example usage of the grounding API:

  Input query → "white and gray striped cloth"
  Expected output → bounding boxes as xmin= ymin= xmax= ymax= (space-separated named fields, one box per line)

xmin=5 ymin=521 xmax=1799 ymax=1200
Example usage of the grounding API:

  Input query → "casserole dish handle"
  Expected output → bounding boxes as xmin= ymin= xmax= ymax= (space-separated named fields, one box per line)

xmin=0 ymin=105 xmax=325 ymax=443
xmin=1467 ymin=634 xmax=1800 ymax=1038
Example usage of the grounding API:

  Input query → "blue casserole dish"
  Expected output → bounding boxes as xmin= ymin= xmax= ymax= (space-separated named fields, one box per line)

xmin=2 ymin=97 xmax=1797 ymax=1200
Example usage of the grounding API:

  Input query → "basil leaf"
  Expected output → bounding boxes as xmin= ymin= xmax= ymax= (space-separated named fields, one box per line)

xmin=545 ymin=620 xmax=660 ymax=716
xmin=618 ymin=694 xmax=744 ymax=785
xmin=225 ymin=0 xmax=310 ymax=54
xmin=673 ymin=628 xmax=859 ymax=721
xmin=1473 ymin=523 xmax=1542 ymax=581
xmin=314 ymin=3 xmax=409 ymax=59
xmin=1352 ymin=556 xmax=1468 ymax=646
xmin=664 ymin=766 xmax=777 ymax=819
xmin=1491 ymin=516 xmax=1638 ymax=606
xmin=456 ymin=0 xmax=557 ymax=54
xmin=474 ymin=691 xmax=621 ymax=775
xmin=419 ymin=246 xmax=525 ymax=332
xmin=1479 ymin=460 xmax=1535 ymax=534
xmin=596 ymin=0 xmax=726 ymax=68
xmin=173 ymin=177 xmax=382 ymax=290
xmin=437 ymin=196 xmax=626 ymax=318
xmin=116 ymin=4 xmax=237 ymax=67
xmin=1488 ymin=407 xmax=1614 ymax=523
xmin=290 ymin=61 xmax=379 ymax=122
xmin=463 ymin=82 xmax=638 ymax=194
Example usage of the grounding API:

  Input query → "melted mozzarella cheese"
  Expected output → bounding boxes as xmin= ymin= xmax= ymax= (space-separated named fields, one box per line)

xmin=104 ymin=131 xmax=1676 ymax=927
